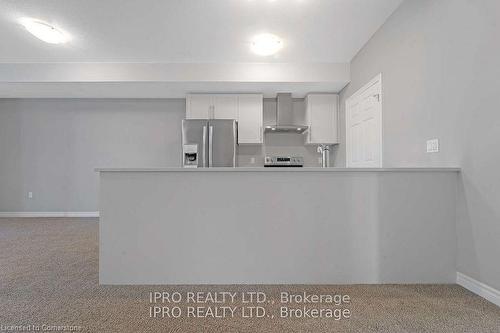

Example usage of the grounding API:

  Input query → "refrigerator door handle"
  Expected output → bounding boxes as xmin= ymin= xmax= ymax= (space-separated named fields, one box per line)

xmin=202 ymin=125 xmax=207 ymax=167
xmin=209 ymin=125 xmax=214 ymax=167
xmin=234 ymin=121 xmax=238 ymax=167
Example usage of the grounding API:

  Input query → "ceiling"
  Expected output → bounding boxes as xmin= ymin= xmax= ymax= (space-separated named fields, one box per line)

xmin=0 ymin=0 xmax=403 ymax=63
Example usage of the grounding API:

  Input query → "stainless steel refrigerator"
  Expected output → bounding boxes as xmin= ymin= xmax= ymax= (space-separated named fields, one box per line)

xmin=182 ymin=119 xmax=237 ymax=168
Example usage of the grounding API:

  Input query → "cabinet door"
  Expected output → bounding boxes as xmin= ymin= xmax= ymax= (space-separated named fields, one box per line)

xmin=238 ymin=94 xmax=263 ymax=144
xmin=213 ymin=95 xmax=238 ymax=119
xmin=306 ymin=94 xmax=339 ymax=144
xmin=186 ymin=95 xmax=212 ymax=119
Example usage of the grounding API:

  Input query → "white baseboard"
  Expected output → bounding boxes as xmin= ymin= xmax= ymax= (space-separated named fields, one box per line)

xmin=457 ymin=272 xmax=500 ymax=307
xmin=0 ymin=212 xmax=99 ymax=218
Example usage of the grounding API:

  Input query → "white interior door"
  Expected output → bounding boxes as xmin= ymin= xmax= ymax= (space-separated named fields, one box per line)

xmin=346 ymin=74 xmax=382 ymax=168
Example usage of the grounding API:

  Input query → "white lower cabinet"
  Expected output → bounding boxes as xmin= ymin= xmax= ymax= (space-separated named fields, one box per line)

xmin=186 ymin=94 xmax=263 ymax=144
xmin=305 ymin=94 xmax=339 ymax=145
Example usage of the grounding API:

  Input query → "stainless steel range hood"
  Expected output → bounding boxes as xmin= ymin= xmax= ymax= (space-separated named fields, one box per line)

xmin=264 ymin=93 xmax=308 ymax=133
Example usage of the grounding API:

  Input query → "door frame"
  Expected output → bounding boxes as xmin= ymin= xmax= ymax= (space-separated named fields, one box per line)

xmin=345 ymin=73 xmax=383 ymax=168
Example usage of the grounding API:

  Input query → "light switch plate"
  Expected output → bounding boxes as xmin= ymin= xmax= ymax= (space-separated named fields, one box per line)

xmin=426 ymin=139 xmax=439 ymax=153
xmin=28 ymin=191 xmax=33 ymax=199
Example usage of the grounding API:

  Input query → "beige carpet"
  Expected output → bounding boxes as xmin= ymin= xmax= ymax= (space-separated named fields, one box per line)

xmin=0 ymin=218 xmax=499 ymax=333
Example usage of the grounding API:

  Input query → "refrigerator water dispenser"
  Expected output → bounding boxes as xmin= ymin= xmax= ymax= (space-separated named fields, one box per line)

xmin=183 ymin=144 xmax=199 ymax=168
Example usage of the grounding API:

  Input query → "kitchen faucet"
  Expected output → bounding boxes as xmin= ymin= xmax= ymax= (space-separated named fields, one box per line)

xmin=317 ymin=144 xmax=330 ymax=168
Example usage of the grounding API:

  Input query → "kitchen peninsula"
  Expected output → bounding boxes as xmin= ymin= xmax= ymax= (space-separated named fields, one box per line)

xmin=98 ymin=167 xmax=459 ymax=285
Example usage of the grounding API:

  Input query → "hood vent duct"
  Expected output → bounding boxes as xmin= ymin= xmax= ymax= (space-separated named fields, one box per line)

xmin=264 ymin=93 xmax=308 ymax=133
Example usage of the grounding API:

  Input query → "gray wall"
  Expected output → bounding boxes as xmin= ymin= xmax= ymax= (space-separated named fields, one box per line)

xmin=0 ymin=98 xmax=328 ymax=212
xmin=0 ymin=99 xmax=185 ymax=212
xmin=339 ymin=0 xmax=500 ymax=290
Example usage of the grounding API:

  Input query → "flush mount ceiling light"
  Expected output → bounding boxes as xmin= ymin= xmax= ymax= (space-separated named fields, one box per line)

xmin=19 ymin=18 xmax=70 ymax=44
xmin=250 ymin=33 xmax=283 ymax=56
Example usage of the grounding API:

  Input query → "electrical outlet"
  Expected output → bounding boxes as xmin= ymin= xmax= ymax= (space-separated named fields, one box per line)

xmin=250 ymin=157 xmax=256 ymax=164
xmin=28 ymin=191 xmax=33 ymax=199
xmin=426 ymin=139 xmax=439 ymax=153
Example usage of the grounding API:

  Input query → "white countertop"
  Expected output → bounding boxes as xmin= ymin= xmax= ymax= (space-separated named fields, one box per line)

xmin=96 ymin=167 xmax=461 ymax=172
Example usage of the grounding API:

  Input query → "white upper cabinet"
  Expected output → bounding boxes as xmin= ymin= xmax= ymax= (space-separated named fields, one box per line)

xmin=238 ymin=94 xmax=263 ymax=144
xmin=213 ymin=95 xmax=238 ymax=119
xmin=186 ymin=94 xmax=263 ymax=144
xmin=186 ymin=94 xmax=212 ymax=119
xmin=305 ymin=94 xmax=339 ymax=145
